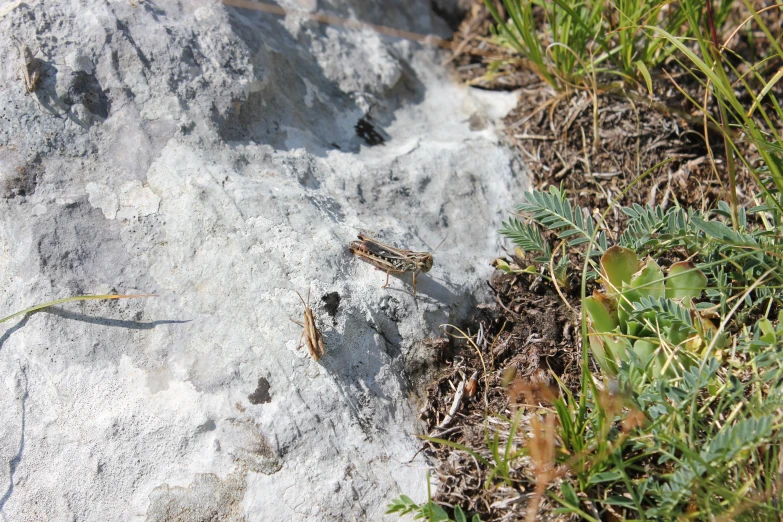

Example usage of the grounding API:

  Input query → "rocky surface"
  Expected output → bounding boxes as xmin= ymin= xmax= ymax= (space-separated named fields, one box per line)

xmin=0 ymin=0 xmax=526 ymax=520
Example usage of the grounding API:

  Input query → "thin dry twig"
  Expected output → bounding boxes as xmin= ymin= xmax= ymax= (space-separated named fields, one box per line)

xmin=433 ymin=377 xmax=467 ymax=434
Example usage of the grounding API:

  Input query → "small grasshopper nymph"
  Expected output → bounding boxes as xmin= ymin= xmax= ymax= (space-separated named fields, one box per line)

xmin=12 ymin=36 xmax=42 ymax=95
xmin=292 ymin=289 xmax=325 ymax=361
xmin=349 ymin=234 xmax=444 ymax=296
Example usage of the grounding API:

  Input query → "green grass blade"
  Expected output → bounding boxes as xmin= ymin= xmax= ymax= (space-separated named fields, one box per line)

xmin=0 ymin=294 xmax=155 ymax=324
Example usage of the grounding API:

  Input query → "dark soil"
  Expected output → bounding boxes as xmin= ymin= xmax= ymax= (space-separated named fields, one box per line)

xmin=418 ymin=269 xmax=581 ymax=520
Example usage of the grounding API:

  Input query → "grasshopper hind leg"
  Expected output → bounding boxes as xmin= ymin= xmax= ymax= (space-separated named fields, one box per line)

xmin=381 ymin=269 xmax=406 ymax=289
xmin=380 ymin=269 xmax=421 ymax=295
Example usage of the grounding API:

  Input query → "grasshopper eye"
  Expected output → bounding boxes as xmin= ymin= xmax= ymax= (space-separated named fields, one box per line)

xmin=423 ymin=255 xmax=433 ymax=271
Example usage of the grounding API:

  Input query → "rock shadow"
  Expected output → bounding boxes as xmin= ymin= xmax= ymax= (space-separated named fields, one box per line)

xmin=317 ymin=303 xmax=411 ymax=439
xmin=0 ymin=316 xmax=31 ymax=356
xmin=41 ymin=307 xmax=190 ymax=330
xmin=0 ymin=365 xmax=28 ymax=512
xmin=19 ymin=49 xmax=111 ymax=123
xmin=215 ymin=3 xmax=427 ymax=157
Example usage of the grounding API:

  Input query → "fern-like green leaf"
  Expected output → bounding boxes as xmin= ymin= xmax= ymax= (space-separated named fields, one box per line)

xmin=692 ymin=216 xmax=758 ymax=246
xmin=618 ymin=204 xmax=693 ymax=252
xmin=630 ymin=296 xmax=693 ymax=327
xmin=702 ymin=416 xmax=774 ymax=463
xmin=628 ymin=296 xmax=697 ymax=344
xmin=498 ymin=217 xmax=552 ymax=263
xmin=515 ymin=187 xmax=606 ymax=255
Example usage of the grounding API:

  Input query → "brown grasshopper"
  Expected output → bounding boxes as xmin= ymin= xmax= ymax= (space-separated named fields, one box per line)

xmin=13 ymin=37 xmax=42 ymax=94
xmin=292 ymin=289 xmax=325 ymax=361
xmin=349 ymin=234 xmax=444 ymax=296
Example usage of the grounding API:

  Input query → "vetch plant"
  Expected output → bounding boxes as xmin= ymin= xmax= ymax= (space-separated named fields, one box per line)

xmin=584 ymin=246 xmax=711 ymax=377
xmin=500 ymin=188 xmax=783 ymax=364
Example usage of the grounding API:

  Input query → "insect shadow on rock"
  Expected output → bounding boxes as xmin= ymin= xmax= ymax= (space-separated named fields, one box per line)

xmin=291 ymin=289 xmax=325 ymax=361
xmin=11 ymin=36 xmax=69 ymax=119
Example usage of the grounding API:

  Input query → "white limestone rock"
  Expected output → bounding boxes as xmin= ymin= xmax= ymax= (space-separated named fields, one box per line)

xmin=0 ymin=0 xmax=527 ymax=520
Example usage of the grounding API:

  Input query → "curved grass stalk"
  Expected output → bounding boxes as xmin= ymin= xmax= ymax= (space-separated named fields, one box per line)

xmin=440 ymin=324 xmax=489 ymax=409
xmin=0 ymin=294 xmax=155 ymax=325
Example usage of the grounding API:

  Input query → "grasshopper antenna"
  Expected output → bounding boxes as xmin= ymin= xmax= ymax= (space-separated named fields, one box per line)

xmin=294 ymin=288 xmax=313 ymax=307
xmin=432 ymin=236 xmax=447 ymax=254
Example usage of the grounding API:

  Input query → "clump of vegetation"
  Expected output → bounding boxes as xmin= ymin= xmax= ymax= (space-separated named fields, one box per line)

xmin=483 ymin=0 xmax=732 ymax=90
xmin=390 ymin=0 xmax=783 ymax=519
xmin=497 ymin=183 xmax=783 ymax=519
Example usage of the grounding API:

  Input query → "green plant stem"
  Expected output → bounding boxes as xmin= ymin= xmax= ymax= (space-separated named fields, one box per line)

xmin=0 ymin=294 xmax=154 ymax=324
xmin=705 ymin=0 xmax=740 ymax=230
